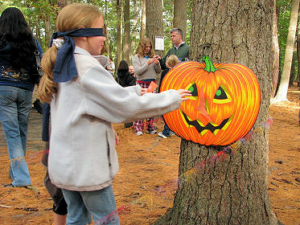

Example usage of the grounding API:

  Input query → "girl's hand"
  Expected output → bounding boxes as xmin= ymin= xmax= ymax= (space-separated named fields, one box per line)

xmin=141 ymin=88 xmax=148 ymax=95
xmin=148 ymin=58 xmax=154 ymax=65
xmin=153 ymin=58 xmax=160 ymax=64
xmin=113 ymin=128 xmax=119 ymax=145
xmin=177 ymin=89 xmax=191 ymax=100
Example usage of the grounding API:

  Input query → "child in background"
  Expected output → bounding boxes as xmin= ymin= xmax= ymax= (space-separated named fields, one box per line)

xmin=158 ymin=55 xmax=180 ymax=138
xmin=37 ymin=3 xmax=190 ymax=224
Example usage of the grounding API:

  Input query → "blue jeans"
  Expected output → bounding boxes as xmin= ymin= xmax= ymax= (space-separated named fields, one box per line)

xmin=0 ymin=86 xmax=32 ymax=186
xmin=162 ymin=123 xmax=171 ymax=137
xmin=62 ymin=185 xmax=120 ymax=225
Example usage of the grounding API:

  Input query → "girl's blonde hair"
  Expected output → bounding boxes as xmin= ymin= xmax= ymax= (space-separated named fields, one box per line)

xmin=135 ymin=37 xmax=154 ymax=58
xmin=166 ymin=55 xmax=179 ymax=68
xmin=38 ymin=4 xmax=103 ymax=103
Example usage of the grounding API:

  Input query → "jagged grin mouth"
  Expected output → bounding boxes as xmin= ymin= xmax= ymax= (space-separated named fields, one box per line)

xmin=180 ymin=110 xmax=231 ymax=136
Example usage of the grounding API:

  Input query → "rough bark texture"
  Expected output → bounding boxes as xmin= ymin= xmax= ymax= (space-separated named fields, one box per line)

xmin=173 ymin=0 xmax=187 ymax=41
xmin=155 ymin=1 xmax=280 ymax=224
xmin=146 ymin=0 xmax=164 ymax=56
xmin=297 ymin=12 xmax=300 ymax=87
xmin=274 ymin=0 xmax=299 ymax=101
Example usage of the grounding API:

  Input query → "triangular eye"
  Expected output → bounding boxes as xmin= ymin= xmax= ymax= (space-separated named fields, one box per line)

xmin=214 ymin=86 xmax=227 ymax=100
xmin=188 ymin=83 xmax=198 ymax=96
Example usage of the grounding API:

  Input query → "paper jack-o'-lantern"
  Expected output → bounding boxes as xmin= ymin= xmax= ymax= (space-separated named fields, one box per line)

xmin=160 ymin=56 xmax=261 ymax=146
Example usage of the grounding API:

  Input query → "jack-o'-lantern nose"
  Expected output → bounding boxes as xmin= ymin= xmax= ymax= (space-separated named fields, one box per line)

xmin=197 ymin=88 xmax=211 ymax=126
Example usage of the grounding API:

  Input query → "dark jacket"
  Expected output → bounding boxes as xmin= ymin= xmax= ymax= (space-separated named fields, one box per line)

xmin=117 ymin=70 xmax=136 ymax=87
xmin=0 ymin=40 xmax=43 ymax=91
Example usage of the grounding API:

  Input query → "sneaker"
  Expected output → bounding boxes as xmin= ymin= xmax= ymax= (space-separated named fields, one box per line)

xmin=135 ymin=131 xmax=143 ymax=136
xmin=170 ymin=131 xmax=176 ymax=136
xmin=158 ymin=132 xmax=167 ymax=138
xmin=147 ymin=130 xmax=157 ymax=134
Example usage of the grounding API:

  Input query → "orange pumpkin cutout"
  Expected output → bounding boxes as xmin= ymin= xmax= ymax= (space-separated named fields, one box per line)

xmin=160 ymin=56 xmax=261 ymax=146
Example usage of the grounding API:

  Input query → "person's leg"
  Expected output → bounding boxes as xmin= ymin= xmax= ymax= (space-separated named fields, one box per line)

xmin=146 ymin=117 xmax=157 ymax=133
xmin=0 ymin=86 xmax=31 ymax=186
xmin=133 ymin=119 xmax=144 ymax=135
xmin=17 ymin=88 xmax=32 ymax=154
xmin=162 ymin=123 xmax=171 ymax=137
xmin=62 ymin=189 xmax=90 ymax=225
xmin=80 ymin=185 xmax=120 ymax=225
xmin=53 ymin=213 xmax=67 ymax=225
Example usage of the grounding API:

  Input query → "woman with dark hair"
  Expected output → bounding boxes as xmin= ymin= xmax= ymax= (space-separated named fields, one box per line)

xmin=0 ymin=7 xmax=43 ymax=187
xmin=116 ymin=60 xmax=135 ymax=87
xmin=117 ymin=60 xmax=136 ymax=128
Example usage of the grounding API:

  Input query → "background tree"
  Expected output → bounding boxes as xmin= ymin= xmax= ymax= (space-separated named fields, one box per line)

xmin=140 ymin=0 xmax=146 ymax=39
xmin=272 ymin=0 xmax=280 ymax=97
xmin=173 ymin=0 xmax=187 ymax=41
xmin=274 ymin=0 xmax=299 ymax=102
xmin=123 ymin=0 xmax=130 ymax=63
xmin=146 ymin=0 xmax=164 ymax=56
xmin=116 ymin=0 xmax=123 ymax=68
xmin=155 ymin=0 xmax=280 ymax=224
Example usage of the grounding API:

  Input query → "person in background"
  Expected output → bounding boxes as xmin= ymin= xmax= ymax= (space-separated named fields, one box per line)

xmin=116 ymin=60 xmax=135 ymax=87
xmin=160 ymin=28 xmax=189 ymax=70
xmin=132 ymin=37 xmax=161 ymax=136
xmin=37 ymin=3 xmax=190 ymax=224
xmin=0 ymin=7 xmax=43 ymax=188
xmin=116 ymin=60 xmax=136 ymax=128
xmin=107 ymin=57 xmax=115 ymax=76
xmin=129 ymin=65 xmax=136 ymax=84
xmin=158 ymin=55 xmax=180 ymax=138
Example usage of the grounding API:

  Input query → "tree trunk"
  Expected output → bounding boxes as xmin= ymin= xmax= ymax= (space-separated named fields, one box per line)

xmin=140 ymin=0 xmax=146 ymax=39
xmin=116 ymin=0 xmax=123 ymax=68
xmin=155 ymin=0 xmax=280 ymax=224
xmin=130 ymin=0 xmax=140 ymax=63
xmin=123 ymin=0 xmax=131 ymax=63
xmin=44 ymin=16 xmax=53 ymax=50
xmin=297 ymin=14 xmax=300 ymax=88
xmin=273 ymin=0 xmax=300 ymax=102
xmin=146 ymin=0 xmax=164 ymax=56
xmin=173 ymin=0 xmax=187 ymax=41
xmin=271 ymin=0 xmax=280 ymax=97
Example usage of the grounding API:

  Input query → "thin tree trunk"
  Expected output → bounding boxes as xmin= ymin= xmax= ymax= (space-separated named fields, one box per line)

xmin=116 ymin=0 xmax=123 ymax=68
xmin=124 ymin=0 xmax=131 ymax=63
xmin=271 ymin=0 xmax=280 ymax=97
xmin=297 ymin=15 xmax=300 ymax=88
xmin=130 ymin=0 xmax=140 ymax=63
xmin=155 ymin=0 xmax=279 ymax=224
xmin=273 ymin=0 xmax=300 ymax=102
xmin=140 ymin=0 xmax=146 ymax=39
xmin=173 ymin=0 xmax=187 ymax=41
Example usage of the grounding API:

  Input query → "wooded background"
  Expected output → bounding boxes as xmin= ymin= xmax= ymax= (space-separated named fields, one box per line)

xmin=1 ymin=0 xmax=299 ymax=100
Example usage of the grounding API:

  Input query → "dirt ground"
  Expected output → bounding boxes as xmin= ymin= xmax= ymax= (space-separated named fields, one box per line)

xmin=0 ymin=85 xmax=299 ymax=225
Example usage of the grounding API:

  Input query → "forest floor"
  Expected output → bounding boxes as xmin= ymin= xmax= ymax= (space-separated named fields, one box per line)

xmin=0 ymin=85 xmax=299 ymax=225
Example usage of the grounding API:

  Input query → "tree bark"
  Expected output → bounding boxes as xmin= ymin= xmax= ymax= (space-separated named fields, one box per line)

xmin=273 ymin=0 xmax=300 ymax=102
xmin=155 ymin=0 xmax=279 ymax=224
xmin=116 ymin=0 xmax=123 ymax=68
xmin=271 ymin=0 xmax=280 ymax=97
xmin=123 ymin=0 xmax=131 ymax=63
xmin=140 ymin=0 xmax=146 ymax=39
xmin=173 ymin=0 xmax=187 ymax=41
xmin=146 ymin=0 xmax=164 ymax=56
xmin=297 ymin=13 xmax=300 ymax=87
xmin=130 ymin=0 xmax=140 ymax=63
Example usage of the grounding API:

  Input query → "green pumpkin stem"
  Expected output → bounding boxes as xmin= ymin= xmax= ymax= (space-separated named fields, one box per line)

xmin=202 ymin=56 xmax=217 ymax=73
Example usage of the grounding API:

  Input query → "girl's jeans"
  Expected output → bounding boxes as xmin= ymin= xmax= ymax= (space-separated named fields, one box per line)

xmin=0 ymin=86 xmax=32 ymax=186
xmin=62 ymin=185 xmax=120 ymax=225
